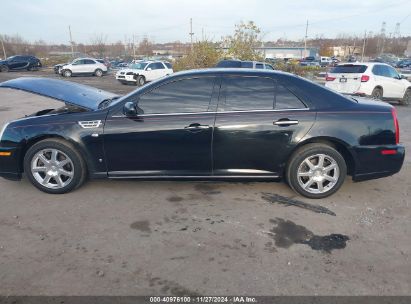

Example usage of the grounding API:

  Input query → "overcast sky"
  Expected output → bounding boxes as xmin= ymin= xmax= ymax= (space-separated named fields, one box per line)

xmin=2 ymin=0 xmax=411 ymax=44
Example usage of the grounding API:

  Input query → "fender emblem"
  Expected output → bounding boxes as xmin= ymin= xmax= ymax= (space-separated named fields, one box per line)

xmin=78 ymin=120 xmax=102 ymax=128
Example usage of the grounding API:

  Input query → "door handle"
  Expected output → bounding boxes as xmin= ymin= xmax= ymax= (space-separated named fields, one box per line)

xmin=273 ymin=119 xmax=299 ymax=126
xmin=184 ymin=123 xmax=210 ymax=132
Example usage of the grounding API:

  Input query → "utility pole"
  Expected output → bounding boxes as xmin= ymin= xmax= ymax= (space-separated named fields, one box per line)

xmin=0 ymin=37 xmax=6 ymax=60
xmin=304 ymin=20 xmax=308 ymax=58
xmin=189 ymin=18 xmax=194 ymax=47
xmin=68 ymin=25 xmax=74 ymax=58
xmin=361 ymin=30 xmax=367 ymax=62
xmin=132 ymin=34 xmax=136 ymax=59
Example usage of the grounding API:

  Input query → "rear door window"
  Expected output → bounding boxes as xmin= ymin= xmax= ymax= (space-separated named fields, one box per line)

xmin=220 ymin=76 xmax=275 ymax=111
xmin=330 ymin=65 xmax=367 ymax=73
xmin=255 ymin=63 xmax=264 ymax=69
xmin=275 ymin=85 xmax=306 ymax=109
xmin=84 ymin=59 xmax=95 ymax=64
xmin=240 ymin=61 xmax=253 ymax=68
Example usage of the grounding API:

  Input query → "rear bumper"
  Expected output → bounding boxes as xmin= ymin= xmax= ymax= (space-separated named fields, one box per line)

xmin=352 ymin=145 xmax=405 ymax=182
xmin=0 ymin=146 xmax=22 ymax=181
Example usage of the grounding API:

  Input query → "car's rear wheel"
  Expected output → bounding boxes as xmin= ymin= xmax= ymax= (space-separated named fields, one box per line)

xmin=95 ymin=69 xmax=103 ymax=77
xmin=400 ymin=89 xmax=411 ymax=106
xmin=286 ymin=144 xmax=347 ymax=199
xmin=24 ymin=139 xmax=87 ymax=194
xmin=0 ymin=65 xmax=9 ymax=72
xmin=136 ymin=75 xmax=146 ymax=86
xmin=63 ymin=69 xmax=72 ymax=77
xmin=371 ymin=87 xmax=383 ymax=100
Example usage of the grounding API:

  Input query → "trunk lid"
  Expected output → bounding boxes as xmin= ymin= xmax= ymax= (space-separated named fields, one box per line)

xmin=326 ymin=64 xmax=369 ymax=94
xmin=0 ymin=77 xmax=118 ymax=110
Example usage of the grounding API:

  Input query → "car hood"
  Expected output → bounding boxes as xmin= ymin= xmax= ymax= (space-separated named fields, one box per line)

xmin=117 ymin=68 xmax=142 ymax=74
xmin=0 ymin=77 xmax=118 ymax=110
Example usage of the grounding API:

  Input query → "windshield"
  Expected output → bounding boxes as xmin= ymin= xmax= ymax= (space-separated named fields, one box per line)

xmin=130 ymin=62 xmax=148 ymax=70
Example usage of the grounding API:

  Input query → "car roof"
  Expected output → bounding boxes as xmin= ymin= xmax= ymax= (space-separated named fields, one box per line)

xmin=171 ymin=68 xmax=291 ymax=78
xmin=336 ymin=62 xmax=391 ymax=67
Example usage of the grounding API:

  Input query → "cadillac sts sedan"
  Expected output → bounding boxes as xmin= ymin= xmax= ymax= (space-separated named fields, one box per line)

xmin=0 ymin=69 xmax=405 ymax=198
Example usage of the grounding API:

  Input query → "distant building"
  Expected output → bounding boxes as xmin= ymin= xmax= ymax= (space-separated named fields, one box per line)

xmin=331 ymin=46 xmax=361 ymax=58
xmin=258 ymin=47 xmax=319 ymax=59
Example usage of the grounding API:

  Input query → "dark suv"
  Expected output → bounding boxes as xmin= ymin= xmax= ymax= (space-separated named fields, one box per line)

xmin=0 ymin=55 xmax=42 ymax=72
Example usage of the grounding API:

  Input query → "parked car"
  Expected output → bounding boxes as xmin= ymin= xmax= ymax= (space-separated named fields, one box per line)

xmin=96 ymin=58 xmax=111 ymax=69
xmin=115 ymin=61 xmax=173 ymax=86
xmin=320 ymin=56 xmax=332 ymax=67
xmin=60 ymin=58 xmax=108 ymax=77
xmin=300 ymin=61 xmax=320 ymax=67
xmin=53 ymin=62 xmax=69 ymax=74
xmin=325 ymin=63 xmax=411 ymax=105
xmin=0 ymin=70 xmax=404 ymax=198
xmin=216 ymin=60 xmax=274 ymax=70
xmin=396 ymin=59 xmax=411 ymax=68
xmin=0 ymin=55 xmax=42 ymax=72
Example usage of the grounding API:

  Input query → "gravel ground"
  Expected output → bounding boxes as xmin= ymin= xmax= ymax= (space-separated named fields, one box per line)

xmin=0 ymin=70 xmax=409 ymax=296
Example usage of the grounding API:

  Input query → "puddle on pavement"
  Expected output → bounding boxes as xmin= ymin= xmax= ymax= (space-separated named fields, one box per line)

xmin=269 ymin=218 xmax=349 ymax=253
xmin=262 ymin=193 xmax=336 ymax=216
xmin=130 ymin=220 xmax=151 ymax=233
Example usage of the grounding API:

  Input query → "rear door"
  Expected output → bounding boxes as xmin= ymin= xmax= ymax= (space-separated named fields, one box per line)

xmin=213 ymin=75 xmax=316 ymax=176
xmin=326 ymin=64 xmax=368 ymax=93
xmin=9 ymin=56 xmax=27 ymax=70
xmin=83 ymin=59 xmax=97 ymax=73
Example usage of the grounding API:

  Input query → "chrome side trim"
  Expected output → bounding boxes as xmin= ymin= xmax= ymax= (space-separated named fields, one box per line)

xmin=111 ymin=108 xmax=310 ymax=118
xmin=274 ymin=120 xmax=299 ymax=126
xmin=108 ymin=175 xmax=280 ymax=179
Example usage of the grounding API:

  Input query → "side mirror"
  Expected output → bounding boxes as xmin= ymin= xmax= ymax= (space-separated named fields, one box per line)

xmin=400 ymin=74 xmax=406 ymax=79
xmin=123 ymin=102 xmax=137 ymax=116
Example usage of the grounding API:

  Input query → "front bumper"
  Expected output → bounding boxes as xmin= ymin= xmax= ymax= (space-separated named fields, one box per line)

xmin=116 ymin=74 xmax=137 ymax=82
xmin=0 ymin=146 xmax=22 ymax=181
xmin=352 ymin=145 xmax=405 ymax=182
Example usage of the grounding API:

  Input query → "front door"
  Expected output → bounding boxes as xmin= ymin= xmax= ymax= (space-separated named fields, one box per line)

xmin=213 ymin=75 xmax=316 ymax=176
xmin=103 ymin=76 xmax=219 ymax=177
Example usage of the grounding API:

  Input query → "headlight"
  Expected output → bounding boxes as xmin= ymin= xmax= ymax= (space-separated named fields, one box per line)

xmin=0 ymin=122 xmax=10 ymax=142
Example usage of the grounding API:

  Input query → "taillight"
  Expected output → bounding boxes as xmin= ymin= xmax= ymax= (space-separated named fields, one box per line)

xmin=391 ymin=107 xmax=400 ymax=144
xmin=326 ymin=75 xmax=336 ymax=81
xmin=361 ymin=75 xmax=370 ymax=82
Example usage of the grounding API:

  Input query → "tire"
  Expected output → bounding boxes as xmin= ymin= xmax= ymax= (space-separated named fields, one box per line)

xmin=63 ymin=69 xmax=72 ymax=77
xmin=371 ymin=87 xmax=383 ymax=100
xmin=94 ymin=69 xmax=103 ymax=77
xmin=400 ymin=89 xmax=411 ymax=106
xmin=0 ymin=65 xmax=9 ymax=72
xmin=136 ymin=75 xmax=146 ymax=86
xmin=286 ymin=143 xmax=347 ymax=199
xmin=24 ymin=139 xmax=87 ymax=194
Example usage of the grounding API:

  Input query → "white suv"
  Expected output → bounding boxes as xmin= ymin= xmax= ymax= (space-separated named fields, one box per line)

xmin=325 ymin=62 xmax=411 ymax=105
xmin=115 ymin=61 xmax=173 ymax=86
xmin=60 ymin=58 xmax=108 ymax=77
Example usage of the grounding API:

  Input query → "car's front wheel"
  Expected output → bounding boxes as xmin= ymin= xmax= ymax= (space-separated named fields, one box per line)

xmin=400 ymin=88 xmax=411 ymax=105
xmin=136 ymin=75 xmax=146 ymax=86
xmin=24 ymin=139 xmax=87 ymax=194
xmin=286 ymin=144 xmax=347 ymax=199
xmin=63 ymin=69 xmax=72 ymax=77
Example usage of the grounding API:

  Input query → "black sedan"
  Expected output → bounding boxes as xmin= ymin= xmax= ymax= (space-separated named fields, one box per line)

xmin=0 ymin=69 xmax=405 ymax=198
xmin=0 ymin=55 xmax=42 ymax=72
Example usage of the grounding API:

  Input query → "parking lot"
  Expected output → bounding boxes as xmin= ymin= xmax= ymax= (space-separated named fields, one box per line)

xmin=0 ymin=70 xmax=410 ymax=296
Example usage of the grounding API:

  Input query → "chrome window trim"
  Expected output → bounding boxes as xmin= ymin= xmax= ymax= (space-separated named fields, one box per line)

xmin=111 ymin=108 xmax=310 ymax=118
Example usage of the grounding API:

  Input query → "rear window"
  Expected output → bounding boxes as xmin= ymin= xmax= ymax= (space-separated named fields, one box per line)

xmin=330 ymin=65 xmax=367 ymax=73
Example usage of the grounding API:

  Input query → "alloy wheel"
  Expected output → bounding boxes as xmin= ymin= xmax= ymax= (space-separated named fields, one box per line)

xmin=31 ymin=148 xmax=74 ymax=189
xmin=297 ymin=154 xmax=340 ymax=194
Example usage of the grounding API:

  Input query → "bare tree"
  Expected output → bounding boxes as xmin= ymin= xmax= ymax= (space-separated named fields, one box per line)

xmin=90 ymin=33 xmax=107 ymax=57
